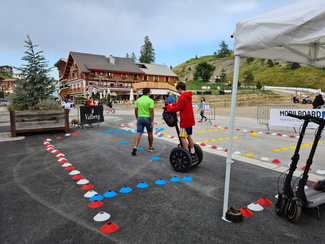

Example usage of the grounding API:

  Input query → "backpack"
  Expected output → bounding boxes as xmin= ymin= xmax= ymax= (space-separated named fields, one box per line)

xmin=162 ymin=110 xmax=178 ymax=127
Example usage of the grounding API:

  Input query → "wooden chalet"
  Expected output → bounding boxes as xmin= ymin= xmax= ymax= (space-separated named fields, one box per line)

xmin=54 ymin=52 xmax=178 ymax=102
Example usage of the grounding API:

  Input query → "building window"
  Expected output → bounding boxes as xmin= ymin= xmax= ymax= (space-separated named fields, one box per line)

xmin=121 ymin=73 xmax=127 ymax=79
xmin=153 ymin=76 xmax=159 ymax=82
xmin=133 ymin=74 xmax=138 ymax=80
xmin=164 ymin=77 xmax=170 ymax=82
xmin=142 ymin=75 xmax=147 ymax=81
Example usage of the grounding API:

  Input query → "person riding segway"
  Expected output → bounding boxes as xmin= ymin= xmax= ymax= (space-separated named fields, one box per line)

xmin=163 ymin=82 xmax=203 ymax=172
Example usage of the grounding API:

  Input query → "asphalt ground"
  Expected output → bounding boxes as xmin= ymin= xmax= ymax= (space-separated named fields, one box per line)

xmin=1 ymin=104 xmax=325 ymax=244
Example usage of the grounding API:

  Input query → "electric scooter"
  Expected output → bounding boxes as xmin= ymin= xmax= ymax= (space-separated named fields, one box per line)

xmin=275 ymin=113 xmax=311 ymax=216
xmin=276 ymin=113 xmax=325 ymax=223
xmin=163 ymin=110 xmax=203 ymax=172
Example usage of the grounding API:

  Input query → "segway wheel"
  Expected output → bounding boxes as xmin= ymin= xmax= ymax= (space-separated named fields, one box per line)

xmin=170 ymin=147 xmax=192 ymax=172
xmin=275 ymin=194 xmax=288 ymax=216
xmin=194 ymin=144 xmax=203 ymax=166
xmin=287 ymin=201 xmax=302 ymax=223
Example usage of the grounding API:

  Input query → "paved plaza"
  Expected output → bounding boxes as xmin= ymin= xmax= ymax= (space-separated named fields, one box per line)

xmin=1 ymin=104 xmax=325 ymax=243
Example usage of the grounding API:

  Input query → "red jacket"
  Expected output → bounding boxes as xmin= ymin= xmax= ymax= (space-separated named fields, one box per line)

xmin=165 ymin=91 xmax=195 ymax=128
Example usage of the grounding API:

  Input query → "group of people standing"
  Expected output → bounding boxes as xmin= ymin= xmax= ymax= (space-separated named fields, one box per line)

xmin=131 ymin=82 xmax=199 ymax=162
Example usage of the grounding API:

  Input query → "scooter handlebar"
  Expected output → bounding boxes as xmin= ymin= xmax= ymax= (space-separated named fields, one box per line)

xmin=287 ymin=113 xmax=325 ymax=124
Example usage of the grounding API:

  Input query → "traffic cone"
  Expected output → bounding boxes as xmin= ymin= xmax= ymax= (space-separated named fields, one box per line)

xmin=272 ymin=159 xmax=281 ymax=164
xmin=77 ymin=179 xmax=89 ymax=185
xmin=84 ymin=190 xmax=98 ymax=198
xmin=103 ymin=190 xmax=117 ymax=197
xmin=64 ymin=166 xmax=75 ymax=170
xmin=89 ymin=194 xmax=104 ymax=202
xmin=136 ymin=182 xmax=149 ymax=188
xmin=94 ymin=211 xmax=111 ymax=222
xmin=58 ymin=159 xmax=68 ymax=164
xmin=239 ymin=208 xmax=253 ymax=217
xmin=182 ymin=176 xmax=193 ymax=181
xmin=100 ymin=222 xmax=119 ymax=233
xmin=80 ymin=183 xmax=94 ymax=190
xmin=155 ymin=179 xmax=167 ymax=185
xmin=301 ymin=166 xmax=312 ymax=171
xmin=62 ymin=163 xmax=72 ymax=167
xmin=247 ymin=202 xmax=264 ymax=211
xmin=170 ymin=176 xmax=181 ymax=182
xmin=257 ymin=197 xmax=272 ymax=206
xmin=72 ymin=174 xmax=84 ymax=180
xmin=69 ymin=170 xmax=80 ymax=175
xmin=88 ymin=200 xmax=104 ymax=208
xmin=119 ymin=186 xmax=132 ymax=193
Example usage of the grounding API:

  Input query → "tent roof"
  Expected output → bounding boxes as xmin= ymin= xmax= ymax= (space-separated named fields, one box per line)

xmin=232 ymin=0 xmax=325 ymax=67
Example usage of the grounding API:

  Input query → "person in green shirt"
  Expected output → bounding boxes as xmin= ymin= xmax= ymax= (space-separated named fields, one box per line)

xmin=132 ymin=88 xmax=155 ymax=156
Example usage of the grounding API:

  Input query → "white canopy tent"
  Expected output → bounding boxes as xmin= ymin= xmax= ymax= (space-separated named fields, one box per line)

xmin=223 ymin=0 xmax=325 ymax=221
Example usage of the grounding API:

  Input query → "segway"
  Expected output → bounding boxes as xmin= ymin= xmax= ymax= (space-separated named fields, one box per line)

xmin=276 ymin=113 xmax=325 ymax=223
xmin=162 ymin=110 xmax=203 ymax=172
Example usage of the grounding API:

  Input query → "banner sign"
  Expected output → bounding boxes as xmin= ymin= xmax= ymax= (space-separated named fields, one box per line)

xmin=79 ymin=106 xmax=104 ymax=125
xmin=269 ymin=109 xmax=325 ymax=128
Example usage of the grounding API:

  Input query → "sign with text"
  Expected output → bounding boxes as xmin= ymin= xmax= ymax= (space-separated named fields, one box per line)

xmin=79 ymin=106 xmax=104 ymax=125
xmin=269 ymin=109 xmax=325 ymax=128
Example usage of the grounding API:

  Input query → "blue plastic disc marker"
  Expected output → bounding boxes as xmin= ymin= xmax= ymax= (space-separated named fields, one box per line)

xmin=155 ymin=179 xmax=167 ymax=185
xmin=182 ymin=176 xmax=193 ymax=181
xmin=152 ymin=156 xmax=160 ymax=160
xmin=170 ymin=176 xmax=181 ymax=182
xmin=89 ymin=194 xmax=104 ymax=201
xmin=119 ymin=186 xmax=132 ymax=193
xmin=138 ymin=147 xmax=143 ymax=151
xmin=136 ymin=182 xmax=149 ymax=188
xmin=103 ymin=190 xmax=117 ymax=198
xmin=120 ymin=141 xmax=127 ymax=144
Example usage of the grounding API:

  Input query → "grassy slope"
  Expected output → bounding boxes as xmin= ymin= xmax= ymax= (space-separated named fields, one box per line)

xmin=173 ymin=55 xmax=325 ymax=91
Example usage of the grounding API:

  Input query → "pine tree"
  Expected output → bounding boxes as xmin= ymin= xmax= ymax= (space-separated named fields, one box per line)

xmin=139 ymin=36 xmax=155 ymax=63
xmin=130 ymin=52 xmax=137 ymax=62
xmin=11 ymin=35 xmax=55 ymax=110
xmin=217 ymin=40 xmax=231 ymax=58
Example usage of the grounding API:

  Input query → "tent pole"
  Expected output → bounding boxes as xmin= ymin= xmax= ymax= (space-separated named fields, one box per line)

xmin=222 ymin=55 xmax=240 ymax=222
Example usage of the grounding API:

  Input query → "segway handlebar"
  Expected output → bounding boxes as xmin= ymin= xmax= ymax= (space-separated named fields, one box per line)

xmin=287 ymin=113 xmax=325 ymax=125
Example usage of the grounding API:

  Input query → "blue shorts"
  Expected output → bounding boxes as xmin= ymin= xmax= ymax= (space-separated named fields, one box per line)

xmin=137 ymin=117 xmax=153 ymax=133
xmin=179 ymin=127 xmax=192 ymax=138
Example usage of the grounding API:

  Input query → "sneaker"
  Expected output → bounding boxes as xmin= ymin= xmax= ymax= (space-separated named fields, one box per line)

xmin=132 ymin=147 xmax=137 ymax=156
xmin=148 ymin=147 xmax=156 ymax=152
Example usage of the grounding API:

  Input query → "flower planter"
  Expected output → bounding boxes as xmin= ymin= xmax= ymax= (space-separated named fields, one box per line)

xmin=10 ymin=109 xmax=69 ymax=137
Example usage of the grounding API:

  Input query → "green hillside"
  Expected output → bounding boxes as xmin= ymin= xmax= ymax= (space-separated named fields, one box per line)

xmin=0 ymin=71 xmax=13 ymax=79
xmin=173 ymin=54 xmax=325 ymax=91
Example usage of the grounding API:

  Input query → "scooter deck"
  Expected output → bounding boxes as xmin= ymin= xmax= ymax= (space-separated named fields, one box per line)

xmin=306 ymin=192 xmax=325 ymax=208
xmin=305 ymin=187 xmax=324 ymax=198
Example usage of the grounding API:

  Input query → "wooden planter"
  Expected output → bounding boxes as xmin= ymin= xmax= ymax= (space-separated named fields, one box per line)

xmin=10 ymin=109 xmax=69 ymax=137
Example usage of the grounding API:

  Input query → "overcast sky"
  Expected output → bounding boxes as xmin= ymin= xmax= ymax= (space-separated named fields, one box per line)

xmin=0 ymin=0 xmax=298 ymax=78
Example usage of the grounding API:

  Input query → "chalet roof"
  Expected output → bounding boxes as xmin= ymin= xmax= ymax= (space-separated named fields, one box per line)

xmin=69 ymin=52 xmax=144 ymax=74
xmin=136 ymin=63 xmax=177 ymax=77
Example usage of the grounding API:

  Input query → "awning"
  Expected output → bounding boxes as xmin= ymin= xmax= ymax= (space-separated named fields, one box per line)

xmin=149 ymin=89 xmax=179 ymax=96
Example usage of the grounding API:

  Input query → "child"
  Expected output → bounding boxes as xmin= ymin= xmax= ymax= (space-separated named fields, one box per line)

xmin=164 ymin=82 xmax=198 ymax=161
